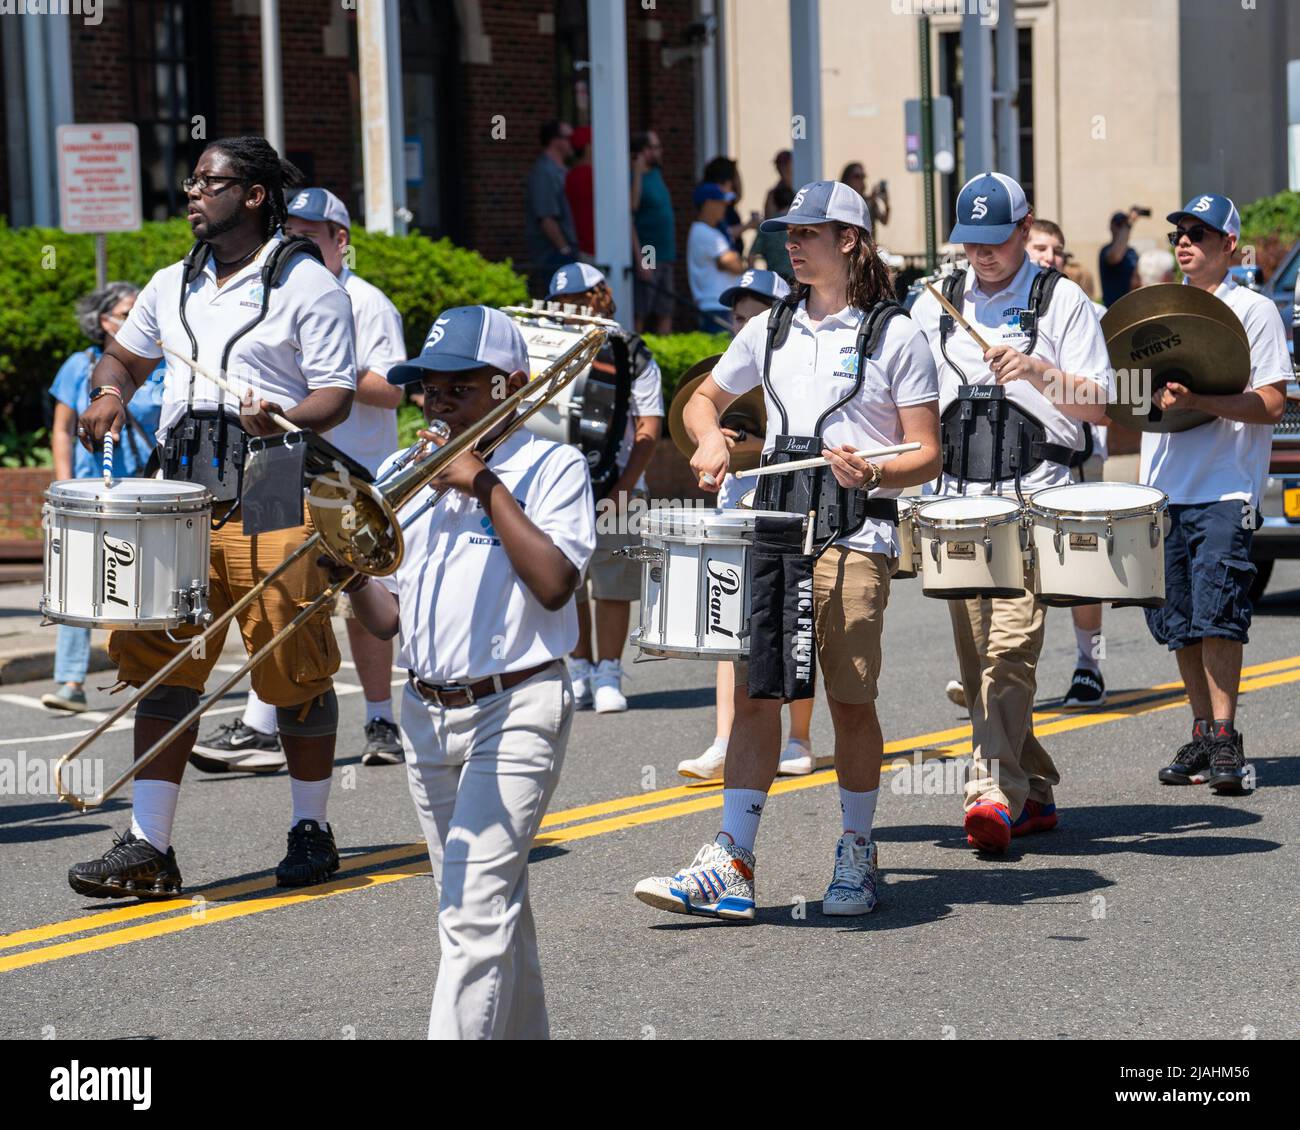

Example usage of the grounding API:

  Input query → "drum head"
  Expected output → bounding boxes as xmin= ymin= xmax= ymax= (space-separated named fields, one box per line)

xmin=48 ymin=478 xmax=210 ymax=504
xmin=918 ymin=495 xmax=1020 ymax=522
xmin=1031 ymin=482 xmax=1165 ymax=517
xmin=641 ymin=505 xmax=793 ymax=537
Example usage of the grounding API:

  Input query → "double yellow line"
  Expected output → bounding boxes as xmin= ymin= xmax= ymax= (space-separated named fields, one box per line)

xmin=3 ymin=652 xmax=1298 ymax=974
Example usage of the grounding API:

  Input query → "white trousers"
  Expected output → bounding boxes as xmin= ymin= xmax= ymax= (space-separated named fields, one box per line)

xmin=400 ymin=663 xmax=573 ymax=1040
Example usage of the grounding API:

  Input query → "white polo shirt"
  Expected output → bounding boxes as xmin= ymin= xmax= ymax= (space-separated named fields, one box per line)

xmin=712 ymin=299 xmax=940 ymax=556
xmin=1140 ymin=274 xmax=1290 ymax=507
xmin=115 ymin=235 xmax=356 ymax=441
xmin=376 ymin=429 xmax=596 ymax=684
xmin=324 ymin=268 xmax=405 ymax=475
xmin=910 ymin=253 xmax=1112 ymax=498
xmin=687 ymin=221 xmax=737 ymax=312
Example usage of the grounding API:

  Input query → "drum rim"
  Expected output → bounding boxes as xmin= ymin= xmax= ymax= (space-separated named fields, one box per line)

xmin=47 ymin=477 xmax=212 ymax=499
xmin=45 ymin=497 xmax=213 ymax=518
xmin=1027 ymin=482 xmax=1167 ymax=522
xmin=915 ymin=496 xmax=1023 ymax=530
xmin=641 ymin=506 xmax=800 ymax=532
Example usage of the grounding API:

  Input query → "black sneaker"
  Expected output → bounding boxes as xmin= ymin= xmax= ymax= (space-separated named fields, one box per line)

xmin=1158 ymin=736 xmax=1211 ymax=785
xmin=1062 ymin=668 xmax=1106 ymax=706
xmin=275 ymin=819 xmax=340 ymax=887
xmin=68 ymin=830 xmax=183 ymax=901
xmin=190 ymin=721 xmax=284 ymax=774
xmin=360 ymin=718 xmax=404 ymax=766
xmin=1205 ymin=730 xmax=1250 ymax=793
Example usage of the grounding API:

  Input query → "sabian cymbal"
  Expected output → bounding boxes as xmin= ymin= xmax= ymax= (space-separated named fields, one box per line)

xmin=667 ymin=354 xmax=767 ymax=472
xmin=1100 ymin=284 xmax=1250 ymax=433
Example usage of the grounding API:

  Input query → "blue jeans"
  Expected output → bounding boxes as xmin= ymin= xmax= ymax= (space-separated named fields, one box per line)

xmin=54 ymin=624 xmax=91 ymax=684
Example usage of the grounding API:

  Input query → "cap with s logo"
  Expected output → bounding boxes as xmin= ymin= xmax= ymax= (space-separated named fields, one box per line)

xmin=286 ymin=187 xmax=351 ymax=229
xmin=759 ymin=180 xmax=873 ymax=233
xmin=1166 ymin=193 xmax=1240 ymax=239
xmin=718 ymin=268 xmax=792 ymax=309
xmin=386 ymin=306 xmax=530 ymax=384
xmin=546 ymin=262 xmax=607 ymax=300
xmin=948 ymin=171 xmax=1029 ymax=244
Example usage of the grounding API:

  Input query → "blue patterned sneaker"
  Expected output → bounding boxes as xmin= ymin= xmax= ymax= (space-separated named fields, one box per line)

xmin=822 ymin=832 xmax=879 ymax=916
xmin=633 ymin=840 xmax=756 ymax=921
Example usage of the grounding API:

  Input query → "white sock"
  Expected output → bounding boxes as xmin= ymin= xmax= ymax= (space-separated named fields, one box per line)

xmin=242 ymin=690 xmax=279 ymax=736
xmin=707 ymin=735 xmax=729 ymax=755
xmin=131 ymin=780 xmax=180 ymax=852
xmin=839 ymin=787 xmax=879 ymax=841
xmin=1074 ymin=626 xmax=1102 ymax=674
xmin=365 ymin=698 xmax=394 ymax=725
xmin=718 ymin=787 xmax=766 ymax=853
xmin=290 ymin=776 xmax=332 ymax=827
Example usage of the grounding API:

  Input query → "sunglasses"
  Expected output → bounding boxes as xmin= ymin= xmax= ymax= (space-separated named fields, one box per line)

xmin=1167 ymin=225 xmax=1217 ymax=247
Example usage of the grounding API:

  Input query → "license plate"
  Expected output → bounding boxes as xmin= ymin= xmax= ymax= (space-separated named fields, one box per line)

xmin=1285 ymin=487 xmax=1300 ymax=520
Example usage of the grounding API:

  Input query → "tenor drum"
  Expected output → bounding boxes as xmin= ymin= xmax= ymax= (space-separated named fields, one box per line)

xmin=1027 ymin=482 xmax=1167 ymax=608
xmin=42 ymin=479 xmax=212 ymax=630
xmin=915 ymin=496 xmax=1026 ymax=599
xmin=628 ymin=507 xmax=797 ymax=661
xmin=894 ymin=498 xmax=920 ymax=580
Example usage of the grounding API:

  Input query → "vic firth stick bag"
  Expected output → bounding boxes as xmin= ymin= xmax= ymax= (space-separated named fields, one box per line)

xmin=746 ymin=514 xmax=816 ymax=701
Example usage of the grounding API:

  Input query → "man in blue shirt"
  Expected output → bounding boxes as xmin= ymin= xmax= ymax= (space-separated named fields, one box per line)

xmin=631 ymin=130 xmax=677 ymax=334
xmin=1098 ymin=207 xmax=1140 ymax=306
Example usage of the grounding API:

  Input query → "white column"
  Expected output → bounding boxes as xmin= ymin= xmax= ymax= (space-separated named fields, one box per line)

xmin=588 ymin=0 xmax=633 ymax=323
xmin=993 ymin=0 xmax=1019 ymax=179
xmin=961 ymin=12 xmax=993 ymax=178
xmin=697 ymin=0 xmax=721 ymax=171
xmin=21 ymin=16 xmax=53 ymax=227
xmin=788 ymin=0 xmax=823 ymax=187
xmin=260 ymin=0 xmax=284 ymax=154
xmin=358 ymin=0 xmax=403 ymax=234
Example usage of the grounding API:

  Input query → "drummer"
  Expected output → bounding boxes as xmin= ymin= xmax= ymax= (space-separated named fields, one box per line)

xmin=636 ymin=180 xmax=941 ymax=919
xmin=1144 ymin=194 xmax=1289 ymax=792
xmin=910 ymin=172 xmax=1112 ymax=855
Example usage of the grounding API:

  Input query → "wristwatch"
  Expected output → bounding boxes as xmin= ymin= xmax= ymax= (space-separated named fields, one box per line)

xmin=861 ymin=462 xmax=883 ymax=491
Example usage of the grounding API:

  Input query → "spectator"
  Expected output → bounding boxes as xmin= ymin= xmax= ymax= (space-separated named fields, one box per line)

xmin=747 ymin=182 xmax=795 ymax=281
xmin=43 ymin=282 xmax=166 ymax=713
xmin=630 ymin=129 xmax=677 ymax=335
xmin=1098 ymin=207 xmax=1141 ymax=306
xmin=524 ymin=119 xmax=578 ymax=297
xmin=687 ymin=182 xmax=745 ymax=331
xmin=763 ymin=149 xmax=794 ymax=218
xmin=565 ymin=125 xmax=594 ymax=257
xmin=1137 ymin=247 xmax=1176 ymax=287
xmin=703 ymin=155 xmax=758 ymax=253
xmin=841 ymin=161 xmax=890 ymax=229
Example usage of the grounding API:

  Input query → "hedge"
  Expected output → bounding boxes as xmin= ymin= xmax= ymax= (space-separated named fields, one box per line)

xmin=1238 ymin=190 xmax=1300 ymax=283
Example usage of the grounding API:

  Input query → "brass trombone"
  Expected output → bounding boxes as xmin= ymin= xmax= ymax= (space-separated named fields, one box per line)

xmin=55 ymin=325 xmax=608 ymax=810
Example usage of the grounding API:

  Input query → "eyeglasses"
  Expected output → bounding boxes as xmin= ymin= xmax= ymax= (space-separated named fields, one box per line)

xmin=1167 ymin=225 xmax=1214 ymax=247
xmin=182 ymin=174 xmax=246 ymax=196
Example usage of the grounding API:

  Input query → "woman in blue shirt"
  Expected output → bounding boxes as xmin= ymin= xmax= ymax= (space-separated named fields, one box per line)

xmin=42 ymin=282 xmax=166 ymax=713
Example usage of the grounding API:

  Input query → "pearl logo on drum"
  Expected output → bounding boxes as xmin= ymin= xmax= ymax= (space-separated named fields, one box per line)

xmin=99 ymin=533 xmax=136 ymax=608
xmin=705 ymin=559 xmax=742 ymax=639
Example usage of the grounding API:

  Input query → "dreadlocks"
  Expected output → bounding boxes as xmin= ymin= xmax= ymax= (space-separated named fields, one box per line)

xmin=206 ymin=136 xmax=305 ymax=239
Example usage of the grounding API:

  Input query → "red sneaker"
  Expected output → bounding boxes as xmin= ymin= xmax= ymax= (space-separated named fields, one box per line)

xmin=1011 ymin=799 xmax=1058 ymax=838
xmin=964 ymin=801 xmax=1012 ymax=853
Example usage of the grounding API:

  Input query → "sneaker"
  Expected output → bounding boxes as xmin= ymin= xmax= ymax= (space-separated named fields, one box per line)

xmin=1011 ymin=798 xmax=1058 ymax=838
xmin=1204 ymin=728 xmax=1249 ymax=793
xmin=569 ymin=657 xmax=594 ymax=709
xmin=190 ymin=720 xmax=284 ymax=774
xmin=822 ymin=833 xmax=879 ymax=915
xmin=1062 ymin=667 xmax=1106 ymax=706
xmin=42 ymin=684 xmax=88 ymax=713
xmin=275 ymin=819 xmax=340 ymax=888
xmin=67 ymin=829 xmax=183 ymax=901
xmin=1158 ymin=736 xmax=1211 ymax=786
xmin=677 ymin=739 xmax=726 ymax=781
xmin=964 ymin=800 xmax=1012 ymax=854
xmin=776 ymin=738 xmax=816 ymax=776
xmin=633 ymin=840 xmax=756 ymax=920
xmin=945 ymin=679 xmax=967 ymax=708
xmin=592 ymin=659 xmax=628 ymax=714
xmin=360 ymin=718 xmax=404 ymax=766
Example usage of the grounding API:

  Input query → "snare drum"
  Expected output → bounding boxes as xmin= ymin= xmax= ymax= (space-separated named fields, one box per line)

xmin=915 ymin=495 xmax=1026 ymax=599
xmin=1027 ymin=482 xmax=1167 ymax=608
xmin=42 ymin=479 xmax=212 ymax=630
xmin=628 ymin=507 xmax=797 ymax=660
xmin=894 ymin=498 xmax=920 ymax=580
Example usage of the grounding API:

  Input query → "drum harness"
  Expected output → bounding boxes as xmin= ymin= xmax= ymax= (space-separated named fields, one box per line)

xmin=586 ymin=331 xmax=635 ymax=500
xmin=161 ymin=234 xmax=325 ymax=529
xmin=753 ymin=292 xmax=909 ymax=557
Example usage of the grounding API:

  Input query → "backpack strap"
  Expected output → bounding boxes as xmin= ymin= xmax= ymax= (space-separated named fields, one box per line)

xmin=760 ymin=293 xmax=800 ymax=434
xmin=1020 ymin=265 xmax=1062 ymax=355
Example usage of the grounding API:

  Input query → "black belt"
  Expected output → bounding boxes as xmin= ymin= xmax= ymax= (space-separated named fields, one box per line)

xmin=408 ymin=660 xmax=558 ymax=709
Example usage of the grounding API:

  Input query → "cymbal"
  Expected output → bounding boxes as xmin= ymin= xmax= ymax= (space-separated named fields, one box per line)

xmin=1100 ymin=284 xmax=1250 ymax=433
xmin=667 ymin=354 xmax=767 ymax=472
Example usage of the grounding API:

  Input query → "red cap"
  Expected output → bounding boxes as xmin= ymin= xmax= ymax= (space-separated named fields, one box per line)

xmin=571 ymin=125 xmax=592 ymax=152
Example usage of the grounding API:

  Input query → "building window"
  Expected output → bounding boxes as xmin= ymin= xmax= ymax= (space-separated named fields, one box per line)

xmin=555 ymin=0 xmax=590 ymax=128
xmin=125 ymin=0 xmax=215 ymax=222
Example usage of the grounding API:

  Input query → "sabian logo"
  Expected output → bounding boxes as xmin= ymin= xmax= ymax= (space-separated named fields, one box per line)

xmin=100 ymin=533 xmax=135 ymax=608
xmin=706 ymin=560 xmax=741 ymax=638
xmin=1129 ymin=322 xmax=1182 ymax=362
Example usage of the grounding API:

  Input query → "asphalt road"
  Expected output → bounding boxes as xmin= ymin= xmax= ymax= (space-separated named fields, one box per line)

xmin=2 ymin=563 xmax=1298 ymax=1041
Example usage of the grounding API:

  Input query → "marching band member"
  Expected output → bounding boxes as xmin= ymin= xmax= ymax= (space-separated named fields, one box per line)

xmin=1145 ymin=195 xmax=1289 ymax=791
xmin=545 ymin=263 xmax=664 ymax=715
xmin=342 ymin=305 xmax=595 ymax=1039
xmin=635 ymin=181 xmax=941 ymax=919
xmin=911 ymin=173 xmax=1112 ymax=856
xmin=68 ymin=137 xmax=356 ymax=899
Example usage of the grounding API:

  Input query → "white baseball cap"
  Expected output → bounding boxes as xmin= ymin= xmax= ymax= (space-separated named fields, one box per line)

xmin=387 ymin=306 xmax=529 ymax=384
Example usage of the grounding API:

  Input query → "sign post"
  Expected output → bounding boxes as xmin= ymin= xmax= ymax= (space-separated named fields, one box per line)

xmin=56 ymin=123 xmax=142 ymax=288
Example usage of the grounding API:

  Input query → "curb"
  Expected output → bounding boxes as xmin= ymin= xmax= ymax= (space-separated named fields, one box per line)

xmin=0 ymin=642 xmax=114 ymax=686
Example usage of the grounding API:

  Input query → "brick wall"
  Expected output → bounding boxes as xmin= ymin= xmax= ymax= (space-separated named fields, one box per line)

xmin=0 ymin=469 xmax=55 ymax=549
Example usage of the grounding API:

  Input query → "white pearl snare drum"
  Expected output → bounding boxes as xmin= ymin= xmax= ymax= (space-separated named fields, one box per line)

xmin=42 ymin=478 xmax=212 ymax=630
xmin=894 ymin=498 xmax=920 ymax=580
xmin=915 ymin=495 xmax=1026 ymax=599
xmin=1027 ymin=482 xmax=1168 ymax=608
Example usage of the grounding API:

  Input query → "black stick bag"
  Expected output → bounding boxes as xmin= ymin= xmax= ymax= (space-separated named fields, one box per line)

xmin=746 ymin=514 xmax=816 ymax=701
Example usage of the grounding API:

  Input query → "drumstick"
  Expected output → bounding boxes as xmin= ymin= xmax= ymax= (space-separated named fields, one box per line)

xmin=156 ymin=340 xmax=299 ymax=433
xmin=730 ymin=442 xmax=921 ymax=481
xmin=924 ymin=282 xmax=994 ymax=354
xmin=102 ymin=433 xmax=114 ymax=488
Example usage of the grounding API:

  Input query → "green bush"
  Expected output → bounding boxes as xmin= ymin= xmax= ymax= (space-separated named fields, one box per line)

xmin=641 ymin=331 xmax=732 ymax=396
xmin=1238 ymin=191 xmax=1300 ymax=282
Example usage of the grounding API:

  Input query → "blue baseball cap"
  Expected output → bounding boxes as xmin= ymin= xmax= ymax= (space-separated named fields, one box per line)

xmin=948 ymin=172 xmax=1029 ymax=244
xmin=693 ymin=182 xmax=736 ymax=207
xmin=718 ymin=268 xmax=791 ymax=309
xmin=1167 ymin=194 xmax=1240 ymax=239
xmin=386 ymin=306 xmax=529 ymax=384
xmin=547 ymin=262 xmax=607 ymax=300
xmin=286 ymin=187 xmax=350 ymax=228
xmin=759 ymin=180 xmax=872 ymax=233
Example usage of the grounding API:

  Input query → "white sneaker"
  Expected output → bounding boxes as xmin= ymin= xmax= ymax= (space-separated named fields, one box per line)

xmin=634 ymin=840 xmax=756 ymax=920
xmin=822 ymin=833 xmax=879 ymax=916
xmin=592 ymin=659 xmax=628 ymax=713
xmin=945 ymin=679 xmax=967 ymax=708
xmin=569 ymin=657 xmax=594 ymax=709
xmin=677 ymin=739 xmax=727 ymax=780
xmin=776 ymin=738 xmax=815 ymax=776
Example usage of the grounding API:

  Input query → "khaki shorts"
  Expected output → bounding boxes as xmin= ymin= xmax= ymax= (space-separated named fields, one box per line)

xmin=109 ymin=515 xmax=339 ymax=708
xmin=811 ymin=546 xmax=891 ymax=704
